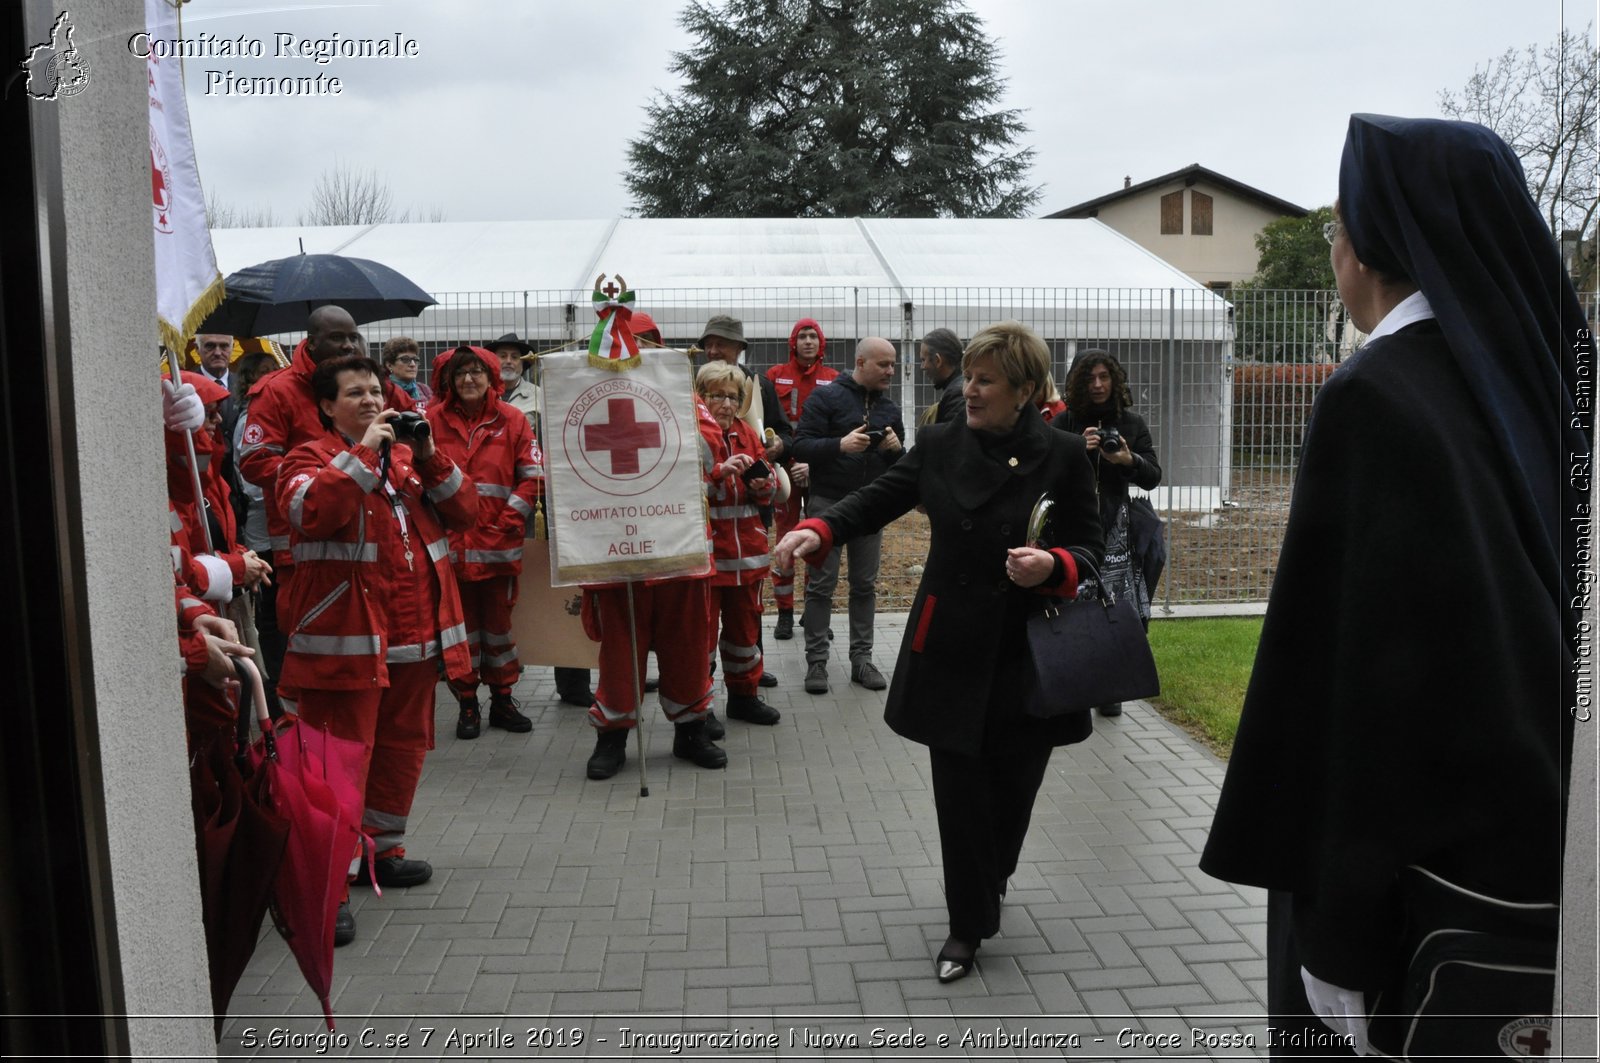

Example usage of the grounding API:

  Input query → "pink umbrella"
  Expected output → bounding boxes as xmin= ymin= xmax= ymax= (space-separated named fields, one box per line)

xmin=250 ymin=714 xmax=369 ymax=1029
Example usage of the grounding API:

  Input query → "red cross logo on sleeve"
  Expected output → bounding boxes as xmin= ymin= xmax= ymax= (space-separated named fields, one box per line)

xmin=583 ymin=398 xmax=663 ymax=475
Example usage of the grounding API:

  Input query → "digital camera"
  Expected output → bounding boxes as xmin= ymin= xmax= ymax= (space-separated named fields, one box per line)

xmin=1098 ymin=426 xmax=1124 ymax=453
xmin=390 ymin=411 xmax=431 ymax=443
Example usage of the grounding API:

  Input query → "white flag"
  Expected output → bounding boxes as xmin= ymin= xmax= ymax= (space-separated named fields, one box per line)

xmin=146 ymin=0 xmax=223 ymax=351
xmin=542 ymin=349 xmax=711 ymax=585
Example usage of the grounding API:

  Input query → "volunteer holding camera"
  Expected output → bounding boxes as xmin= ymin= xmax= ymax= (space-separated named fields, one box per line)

xmin=1057 ymin=351 xmax=1162 ymax=715
xmin=791 ymin=337 xmax=905 ymax=695
xmin=425 ymin=345 xmax=543 ymax=741
xmin=697 ymin=361 xmax=782 ymax=726
xmin=276 ymin=354 xmax=477 ymax=945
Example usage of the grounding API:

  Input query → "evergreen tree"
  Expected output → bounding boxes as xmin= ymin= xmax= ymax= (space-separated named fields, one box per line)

xmin=625 ymin=0 xmax=1039 ymax=218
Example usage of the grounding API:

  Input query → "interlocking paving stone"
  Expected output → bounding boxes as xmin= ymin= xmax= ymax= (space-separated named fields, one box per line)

xmin=224 ymin=615 xmax=1270 ymax=1053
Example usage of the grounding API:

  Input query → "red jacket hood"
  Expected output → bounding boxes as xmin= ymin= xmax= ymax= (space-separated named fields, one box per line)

xmin=788 ymin=317 xmax=826 ymax=363
xmin=430 ymin=345 xmax=504 ymax=406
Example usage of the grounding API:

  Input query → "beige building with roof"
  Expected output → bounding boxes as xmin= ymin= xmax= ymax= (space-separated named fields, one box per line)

xmin=1046 ymin=164 xmax=1309 ymax=289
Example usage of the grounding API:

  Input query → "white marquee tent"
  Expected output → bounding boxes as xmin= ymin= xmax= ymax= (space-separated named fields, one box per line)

xmin=212 ymin=218 xmax=1236 ymax=507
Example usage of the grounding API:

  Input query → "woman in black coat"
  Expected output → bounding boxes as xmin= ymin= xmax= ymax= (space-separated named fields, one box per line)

xmin=1058 ymin=355 xmax=1161 ymax=603
xmin=776 ymin=321 xmax=1102 ymax=983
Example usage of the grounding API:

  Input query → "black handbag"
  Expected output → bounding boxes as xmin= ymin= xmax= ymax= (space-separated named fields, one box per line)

xmin=1022 ymin=557 xmax=1160 ymax=718
xmin=1364 ymin=866 xmax=1558 ymax=1060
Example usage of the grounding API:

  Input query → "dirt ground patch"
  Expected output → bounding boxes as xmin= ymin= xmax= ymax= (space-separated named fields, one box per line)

xmin=774 ymin=465 xmax=1293 ymax=611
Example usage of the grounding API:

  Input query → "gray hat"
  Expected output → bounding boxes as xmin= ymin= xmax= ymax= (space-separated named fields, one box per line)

xmin=699 ymin=315 xmax=746 ymax=350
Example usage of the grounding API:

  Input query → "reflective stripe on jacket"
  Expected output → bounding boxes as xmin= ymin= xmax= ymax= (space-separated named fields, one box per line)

xmin=236 ymin=338 xmax=415 ymax=565
xmin=426 ymin=394 xmax=541 ymax=580
xmin=275 ymin=430 xmax=475 ymax=693
xmin=701 ymin=417 xmax=773 ymax=587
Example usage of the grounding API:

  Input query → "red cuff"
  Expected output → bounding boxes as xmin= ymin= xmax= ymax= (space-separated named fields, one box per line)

xmin=1041 ymin=548 xmax=1080 ymax=599
xmin=225 ymin=552 xmax=247 ymax=581
xmin=796 ymin=516 xmax=835 ymax=559
xmin=180 ymin=629 xmax=210 ymax=672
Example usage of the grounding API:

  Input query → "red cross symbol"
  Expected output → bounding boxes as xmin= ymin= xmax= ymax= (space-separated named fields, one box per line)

xmin=1515 ymin=1026 xmax=1551 ymax=1056
xmin=601 ymin=280 xmax=620 ymax=297
xmin=584 ymin=398 xmax=662 ymax=475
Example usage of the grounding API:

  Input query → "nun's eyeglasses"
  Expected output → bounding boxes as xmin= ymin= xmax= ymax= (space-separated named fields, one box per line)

xmin=1322 ymin=221 xmax=1342 ymax=245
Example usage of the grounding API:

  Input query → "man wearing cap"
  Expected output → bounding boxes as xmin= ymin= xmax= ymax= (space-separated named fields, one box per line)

xmin=488 ymin=333 xmax=543 ymax=438
xmin=487 ymin=331 xmax=595 ymax=710
xmin=699 ymin=316 xmax=791 ymax=695
xmin=791 ymin=337 xmax=904 ymax=695
xmin=699 ymin=316 xmax=793 ymax=470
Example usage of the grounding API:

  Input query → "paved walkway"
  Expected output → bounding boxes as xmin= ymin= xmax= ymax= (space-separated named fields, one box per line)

xmin=222 ymin=615 xmax=1271 ymax=1060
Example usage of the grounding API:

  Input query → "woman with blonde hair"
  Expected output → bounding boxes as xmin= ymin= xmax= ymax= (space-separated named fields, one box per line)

xmin=777 ymin=320 xmax=1102 ymax=982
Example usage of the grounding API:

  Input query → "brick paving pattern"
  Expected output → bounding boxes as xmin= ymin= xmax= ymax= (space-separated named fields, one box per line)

xmin=222 ymin=615 xmax=1271 ymax=1059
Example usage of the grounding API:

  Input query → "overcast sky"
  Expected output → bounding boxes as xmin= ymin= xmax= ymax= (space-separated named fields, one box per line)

xmin=169 ymin=0 xmax=1590 ymax=224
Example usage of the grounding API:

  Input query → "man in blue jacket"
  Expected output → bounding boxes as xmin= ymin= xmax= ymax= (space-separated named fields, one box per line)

xmin=791 ymin=337 xmax=904 ymax=694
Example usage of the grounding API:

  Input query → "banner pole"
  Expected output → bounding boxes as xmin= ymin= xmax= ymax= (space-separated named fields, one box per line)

xmin=165 ymin=346 xmax=214 ymax=553
xmin=625 ymin=580 xmax=649 ymax=797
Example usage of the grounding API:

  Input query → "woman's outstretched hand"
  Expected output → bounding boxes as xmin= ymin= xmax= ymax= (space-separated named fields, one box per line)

xmin=775 ymin=528 xmax=822 ymax=569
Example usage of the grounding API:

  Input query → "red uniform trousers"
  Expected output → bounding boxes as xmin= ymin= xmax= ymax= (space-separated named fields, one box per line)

xmin=708 ymin=582 xmax=765 ymax=695
xmin=448 ymin=574 xmax=521 ymax=698
xmin=769 ymin=493 xmax=804 ymax=610
xmin=586 ymin=580 xmax=713 ymax=731
xmin=291 ymin=659 xmax=438 ymax=858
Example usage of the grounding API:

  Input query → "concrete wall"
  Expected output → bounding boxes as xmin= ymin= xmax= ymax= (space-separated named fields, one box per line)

xmin=1091 ymin=184 xmax=1288 ymax=287
xmin=46 ymin=3 xmax=215 ymax=1056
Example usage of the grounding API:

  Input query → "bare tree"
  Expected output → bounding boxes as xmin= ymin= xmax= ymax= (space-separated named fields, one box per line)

xmin=205 ymin=188 xmax=277 ymax=229
xmin=294 ymin=163 xmax=448 ymax=226
xmin=1440 ymin=26 xmax=1598 ymax=244
xmin=297 ymin=163 xmax=398 ymax=226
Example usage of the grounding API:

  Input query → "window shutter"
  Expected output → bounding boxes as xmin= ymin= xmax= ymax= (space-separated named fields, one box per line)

xmin=1160 ymin=190 xmax=1183 ymax=234
xmin=1192 ymin=190 xmax=1214 ymax=235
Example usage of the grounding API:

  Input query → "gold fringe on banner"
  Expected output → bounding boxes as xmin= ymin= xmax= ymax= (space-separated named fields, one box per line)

xmin=587 ymin=352 xmax=642 ymax=372
xmin=557 ymin=553 xmax=711 ymax=584
xmin=157 ymin=272 xmax=226 ymax=356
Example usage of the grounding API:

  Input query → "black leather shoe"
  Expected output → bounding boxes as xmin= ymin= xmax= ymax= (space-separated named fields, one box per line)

xmin=455 ymin=698 xmax=481 ymax=740
xmin=1096 ymin=703 xmax=1123 ymax=717
xmin=355 ymin=854 xmax=433 ymax=889
xmin=586 ymin=729 xmax=628 ymax=779
xmin=489 ymin=692 xmax=532 ymax=732
xmin=703 ymin=709 xmax=725 ymax=741
xmin=643 ymin=677 xmax=659 ymax=692
xmin=773 ymin=609 xmax=794 ymax=640
xmin=726 ymin=694 xmax=781 ymax=725
xmin=334 ymin=901 xmax=356 ymax=947
xmin=672 ymin=719 xmax=727 ymax=769
xmin=935 ymin=937 xmax=976 ymax=983
xmin=758 ymin=671 xmax=779 ymax=688
xmin=554 ymin=668 xmax=593 ymax=707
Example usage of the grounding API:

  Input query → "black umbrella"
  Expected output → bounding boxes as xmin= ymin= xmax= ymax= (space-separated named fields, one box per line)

xmin=198 ymin=253 xmax=436 ymax=336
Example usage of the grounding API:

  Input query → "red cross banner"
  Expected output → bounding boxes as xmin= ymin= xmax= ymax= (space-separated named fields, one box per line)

xmin=542 ymin=347 xmax=711 ymax=585
xmin=146 ymin=0 xmax=224 ymax=351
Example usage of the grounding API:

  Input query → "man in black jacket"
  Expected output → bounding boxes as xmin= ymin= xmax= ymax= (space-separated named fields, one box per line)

xmin=914 ymin=327 xmax=966 ymax=439
xmin=791 ymin=337 xmax=905 ymax=694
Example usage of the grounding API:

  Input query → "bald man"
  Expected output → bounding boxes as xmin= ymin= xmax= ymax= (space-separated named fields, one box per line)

xmin=790 ymin=337 xmax=905 ymax=695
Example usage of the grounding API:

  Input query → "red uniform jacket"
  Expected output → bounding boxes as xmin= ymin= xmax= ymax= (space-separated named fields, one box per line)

xmin=701 ymin=416 xmax=773 ymax=587
xmin=275 ymin=431 xmax=475 ymax=694
xmin=237 ymin=338 xmax=415 ymax=562
xmin=766 ymin=318 xmax=838 ymax=426
xmin=425 ymin=347 xmax=543 ymax=581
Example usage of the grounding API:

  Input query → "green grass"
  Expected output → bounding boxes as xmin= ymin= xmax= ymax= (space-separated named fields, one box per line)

xmin=1146 ymin=617 xmax=1263 ymax=757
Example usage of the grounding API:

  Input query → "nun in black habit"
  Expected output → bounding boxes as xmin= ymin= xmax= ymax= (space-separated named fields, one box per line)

xmin=1200 ymin=114 xmax=1590 ymax=1056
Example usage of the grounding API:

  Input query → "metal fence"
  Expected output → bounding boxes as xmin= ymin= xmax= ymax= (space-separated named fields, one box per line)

xmin=330 ymin=286 xmax=1362 ymax=611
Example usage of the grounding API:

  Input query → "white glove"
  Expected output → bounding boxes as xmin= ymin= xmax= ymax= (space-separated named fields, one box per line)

xmin=162 ymin=378 xmax=205 ymax=432
xmin=1301 ymin=966 xmax=1371 ymax=1055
